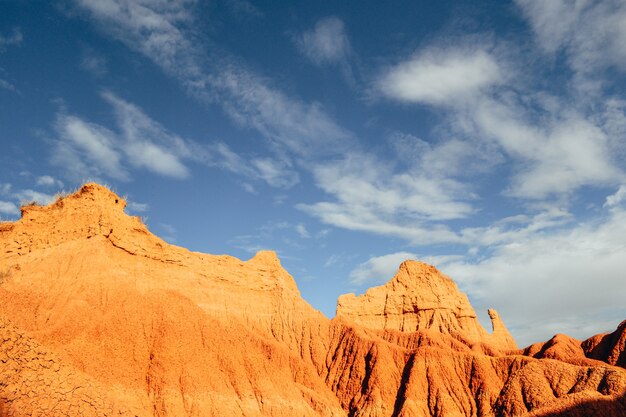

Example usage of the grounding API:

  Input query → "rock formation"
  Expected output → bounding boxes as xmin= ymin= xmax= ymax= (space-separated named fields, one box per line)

xmin=583 ymin=320 xmax=626 ymax=368
xmin=0 ymin=183 xmax=624 ymax=417
xmin=336 ymin=260 xmax=518 ymax=352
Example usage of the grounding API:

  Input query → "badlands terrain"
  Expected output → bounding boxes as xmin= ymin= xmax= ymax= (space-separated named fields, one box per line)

xmin=0 ymin=183 xmax=624 ymax=416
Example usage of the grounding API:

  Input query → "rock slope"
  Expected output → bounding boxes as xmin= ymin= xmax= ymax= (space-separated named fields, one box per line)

xmin=0 ymin=183 xmax=624 ymax=417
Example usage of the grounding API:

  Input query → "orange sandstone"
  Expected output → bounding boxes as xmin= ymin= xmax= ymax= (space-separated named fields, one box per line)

xmin=0 ymin=183 xmax=624 ymax=417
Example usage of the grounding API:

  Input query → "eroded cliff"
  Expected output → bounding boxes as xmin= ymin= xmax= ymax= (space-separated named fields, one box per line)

xmin=0 ymin=183 xmax=624 ymax=417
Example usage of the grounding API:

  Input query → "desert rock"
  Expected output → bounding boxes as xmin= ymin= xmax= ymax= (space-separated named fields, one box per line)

xmin=336 ymin=260 xmax=518 ymax=351
xmin=0 ymin=183 xmax=624 ymax=417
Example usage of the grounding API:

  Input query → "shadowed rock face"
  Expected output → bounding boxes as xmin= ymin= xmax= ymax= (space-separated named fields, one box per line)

xmin=582 ymin=320 xmax=626 ymax=368
xmin=0 ymin=183 xmax=625 ymax=417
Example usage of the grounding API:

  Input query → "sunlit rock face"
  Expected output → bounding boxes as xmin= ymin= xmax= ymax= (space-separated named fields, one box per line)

xmin=336 ymin=260 xmax=518 ymax=351
xmin=0 ymin=183 xmax=624 ymax=417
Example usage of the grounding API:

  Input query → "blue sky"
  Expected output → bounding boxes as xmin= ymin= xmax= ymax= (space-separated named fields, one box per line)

xmin=1 ymin=0 xmax=626 ymax=347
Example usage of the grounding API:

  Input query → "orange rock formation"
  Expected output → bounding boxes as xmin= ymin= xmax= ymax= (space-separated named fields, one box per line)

xmin=0 ymin=183 xmax=624 ymax=416
xmin=336 ymin=260 xmax=518 ymax=352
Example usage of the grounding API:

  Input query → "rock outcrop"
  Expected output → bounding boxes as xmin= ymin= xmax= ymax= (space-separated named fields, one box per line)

xmin=0 ymin=183 xmax=625 ymax=417
xmin=336 ymin=260 xmax=518 ymax=351
xmin=582 ymin=320 xmax=626 ymax=369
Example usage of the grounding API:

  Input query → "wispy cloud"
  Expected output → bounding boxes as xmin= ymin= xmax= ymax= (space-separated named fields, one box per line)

xmin=516 ymin=0 xmax=626 ymax=93
xmin=213 ymin=64 xmax=353 ymax=157
xmin=0 ymin=28 xmax=22 ymax=51
xmin=349 ymin=252 xmax=419 ymax=285
xmin=71 ymin=0 xmax=352 ymax=163
xmin=52 ymin=91 xmax=303 ymax=188
xmin=35 ymin=175 xmax=64 ymax=188
xmin=52 ymin=114 xmax=129 ymax=181
xmin=604 ymin=184 xmax=626 ymax=208
xmin=229 ymin=221 xmax=314 ymax=254
xmin=126 ymin=200 xmax=149 ymax=213
xmin=250 ymin=158 xmax=299 ymax=188
xmin=80 ymin=47 xmax=108 ymax=77
xmin=224 ymin=0 xmax=262 ymax=18
xmin=207 ymin=142 xmax=299 ymax=189
xmin=51 ymin=92 xmax=191 ymax=181
xmin=376 ymin=34 xmax=624 ymax=199
xmin=298 ymin=143 xmax=478 ymax=244
xmin=295 ymin=17 xmax=351 ymax=67
xmin=295 ymin=223 xmax=310 ymax=239
xmin=0 ymin=78 xmax=17 ymax=92
xmin=349 ymin=251 xmax=465 ymax=286
xmin=441 ymin=205 xmax=626 ymax=346
xmin=101 ymin=91 xmax=191 ymax=179
xmin=0 ymin=201 xmax=19 ymax=216
xmin=15 ymin=189 xmax=56 ymax=205
xmin=468 ymin=96 xmax=624 ymax=198
xmin=0 ymin=28 xmax=23 ymax=93
xmin=378 ymin=47 xmax=502 ymax=106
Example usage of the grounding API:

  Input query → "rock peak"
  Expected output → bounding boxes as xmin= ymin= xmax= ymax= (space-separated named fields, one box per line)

xmin=248 ymin=250 xmax=281 ymax=266
xmin=337 ymin=259 xmax=517 ymax=350
xmin=1 ymin=183 xmax=164 ymax=261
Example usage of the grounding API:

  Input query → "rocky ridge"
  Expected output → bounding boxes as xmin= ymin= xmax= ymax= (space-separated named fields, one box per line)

xmin=0 ymin=183 xmax=624 ymax=417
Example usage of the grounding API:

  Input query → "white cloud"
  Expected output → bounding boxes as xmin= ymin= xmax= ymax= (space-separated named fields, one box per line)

xmin=213 ymin=65 xmax=352 ymax=157
xmin=15 ymin=190 xmax=56 ymax=205
xmin=604 ymin=185 xmax=626 ymax=208
xmin=349 ymin=251 xmax=466 ymax=285
xmin=295 ymin=17 xmax=351 ymax=66
xmin=123 ymin=140 xmax=189 ymax=178
xmin=101 ymin=91 xmax=192 ymax=178
xmin=470 ymin=96 xmax=624 ymax=198
xmin=126 ymin=201 xmax=149 ymax=213
xmin=379 ymin=48 xmax=502 ymax=105
xmin=0 ymin=28 xmax=22 ymax=93
xmin=299 ymin=147 xmax=476 ymax=245
xmin=250 ymin=158 xmax=299 ymax=188
xmin=110 ymin=91 xmax=310 ymax=186
xmin=55 ymin=91 xmax=304 ymax=187
xmin=0 ymin=201 xmax=19 ymax=216
xmin=35 ymin=175 xmax=64 ymax=188
xmin=53 ymin=114 xmax=128 ymax=181
xmin=349 ymin=252 xmax=419 ymax=285
xmin=241 ymin=182 xmax=257 ymax=194
xmin=0 ymin=78 xmax=17 ymax=92
xmin=516 ymin=0 xmax=626 ymax=93
xmin=295 ymin=223 xmax=310 ymax=239
xmin=52 ymin=91 xmax=219 ymax=181
xmin=460 ymin=208 xmax=572 ymax=247
xmin=73 ymin=0 xmax=199 ymax=78
xmin=441 ymin=206 xmax=626 ymax=347
xmin=80 ymin=48 xmax=107 ymax=77
xmin=0 ymin=184 xmax=11 ymax=195
xmin=72 ymin=0 xmax=352 ymax=162
xmin=206 ymin=143 xmax=297 ymax=188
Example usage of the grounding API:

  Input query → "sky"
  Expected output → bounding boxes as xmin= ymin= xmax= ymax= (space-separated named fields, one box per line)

xmin=1 ymin=0 xmax=626 ymax=347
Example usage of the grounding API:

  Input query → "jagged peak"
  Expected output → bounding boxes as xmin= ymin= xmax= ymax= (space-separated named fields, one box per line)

xmin=248 ymin=250 xmax=281 ymax=267
xmin=336 ymin=259 xmax=518 ymax=350
xmin=20 ymin=183 xmax=126 ymax=217
xmin=246 ymin=250 xmax=300 ymax=294
xmin=1 ymin=183 xmax=160 ymax=260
